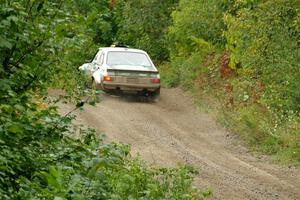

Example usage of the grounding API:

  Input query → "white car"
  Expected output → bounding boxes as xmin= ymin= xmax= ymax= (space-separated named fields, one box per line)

xmin=79 ymin=47 xmax=160 ymax=98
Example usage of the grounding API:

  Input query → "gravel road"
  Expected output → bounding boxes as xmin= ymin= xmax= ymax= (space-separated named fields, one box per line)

xmin=56 ymin=88 xmax=300 ymax=200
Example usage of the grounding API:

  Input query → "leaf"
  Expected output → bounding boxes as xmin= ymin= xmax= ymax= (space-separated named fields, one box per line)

xmin=8 ymin=123 xmax=23 ymax=134
xmin=7 ymin=16 xmax=18 ymax=23
xmin=40 ymin=171 xmax=59 ymax=189
xmin=54 ymin=197 xmax=66 ymax=200
xmin=14 ymin=104 xmax=25 ymax=111
xmin=87 ymin=158 xmax=107 ymax=178
xmin=0 ymin=36 xmax=12 ymax=49
xmin=40 ymin=166 xmax=65 ymax=191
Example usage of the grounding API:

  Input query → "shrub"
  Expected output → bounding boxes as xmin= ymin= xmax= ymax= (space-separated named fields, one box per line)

xmin=168 ymin=0 xmax=226 ymax=58
xmin=117 ymin=0 xmax=179 ymax=62
xmin=0 ymin=1 xmax=211 ymax=198
xmin=225 ymin=0 xmax=300 ymax=113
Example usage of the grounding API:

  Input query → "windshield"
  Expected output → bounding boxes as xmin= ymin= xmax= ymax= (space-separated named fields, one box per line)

xmin=106 ymin=51 xmax=154 ymax=70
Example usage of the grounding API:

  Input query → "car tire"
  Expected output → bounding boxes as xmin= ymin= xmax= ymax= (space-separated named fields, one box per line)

xmin=148 ymin=88 xmax=160 ymax=102
xmin=152 ymin=87 xmax=160 ymax=97
xmin=92 ymin=78 xmax=102 ymax=90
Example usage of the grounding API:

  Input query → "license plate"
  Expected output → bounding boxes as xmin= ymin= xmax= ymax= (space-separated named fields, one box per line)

xmin=127 ymin=77 xmax=139 ymax=84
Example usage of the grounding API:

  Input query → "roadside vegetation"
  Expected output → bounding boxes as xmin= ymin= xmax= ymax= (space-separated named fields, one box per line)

xmin=1 ymin=0 xmax=299 ymax=198
xmin=168 ymin=0 xmax=300 ymax=166
xmin=162 ymin=0 xmax=299 ymax=166
xmin=0 ymin=0 xmax=210 ymax=199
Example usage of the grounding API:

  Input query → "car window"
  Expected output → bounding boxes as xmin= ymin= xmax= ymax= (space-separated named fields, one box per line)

xmin=97 ymin=53 xmax=104 ymax=65
xmin=92 ymin=54 xmax=99 ymax=63
xmin=106 ymin=51 xmax=154 ymax=70
xmin=92 ymin=50 xmax=102 ymax=64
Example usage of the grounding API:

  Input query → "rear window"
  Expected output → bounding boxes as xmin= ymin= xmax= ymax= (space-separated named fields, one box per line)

xmin=106 ymin=51 xmax=154 ymax=70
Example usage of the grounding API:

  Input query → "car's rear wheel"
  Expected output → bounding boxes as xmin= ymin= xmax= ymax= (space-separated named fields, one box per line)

xmin=153 ymin=87 xmax=160 ymax=97
xmin=139 ymin=88 xmax=160 ymax=102
xmin=148 ymin=87 xmax=160 ymax=98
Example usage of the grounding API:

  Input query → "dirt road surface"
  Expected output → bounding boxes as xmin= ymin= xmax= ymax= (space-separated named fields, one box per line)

xmin=56 ymin=88 xmax=300 ymax=200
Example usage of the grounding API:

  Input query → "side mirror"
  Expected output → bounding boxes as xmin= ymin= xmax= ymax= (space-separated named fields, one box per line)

xmin=93 ymin=66 xmax=100 ymax=71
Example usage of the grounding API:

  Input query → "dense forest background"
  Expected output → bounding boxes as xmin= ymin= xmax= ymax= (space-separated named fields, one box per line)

xmin=0 ymin=0 xmax=299 ymax=198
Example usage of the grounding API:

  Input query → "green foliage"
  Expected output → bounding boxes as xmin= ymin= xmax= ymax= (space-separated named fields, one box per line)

xmin=168 ymin=0 xmax=226 ymax=58
xmin=74 ymin=0 xmax=123 ymax=46
xmin=116 ymin=0 xmax=178 ymax=62
xmin=160 ymin=0 xmax=300 ymax=165
xmin=16 ymin=132 xmax=207 ymax=199
xmin=218 ymin=102 xmax=300 ymax=165
xmin=225 ymin=0 xmax=300 ymax=113
xmin=161 ymin=49 xmax=214 ymax=89
xmin=0 ymin=0 xmax=209 ymax=198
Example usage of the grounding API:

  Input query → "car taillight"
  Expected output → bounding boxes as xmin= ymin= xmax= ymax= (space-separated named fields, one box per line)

xmin=151 ymin=78 xmax=160 ymax=84
xmin=104 ymin=76 xmax=113 ymax=81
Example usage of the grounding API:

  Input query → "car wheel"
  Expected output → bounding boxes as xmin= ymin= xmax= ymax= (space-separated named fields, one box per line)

xmin=152 ymin=87 xmax=160 ymax=97
xmin=91 ymin=78 xmax=102 ymax=90
xmin=147 ymin=88 xmax=160 ymax=102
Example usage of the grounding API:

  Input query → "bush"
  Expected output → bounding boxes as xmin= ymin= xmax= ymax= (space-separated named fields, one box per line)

xmin=0 ymin=1 xmax=211 ymax=198
xmin=225 ymin=0 xmax=300 ymax=113
xmin=16 ymin=129 xmax=208 ymax=199
xmin=158 ymin=0 xmax=300 ymax=165
xmin=168 ymin=0 xmax=226 ymax=58
xmin=0 ymin=92 xmax=209 ymax=199
xmin=117 ymin=0 xmax=178 ymax=62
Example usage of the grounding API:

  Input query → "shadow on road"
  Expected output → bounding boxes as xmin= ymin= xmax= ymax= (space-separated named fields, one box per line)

xmin=102 ymin=90 xmax=159 ymax=103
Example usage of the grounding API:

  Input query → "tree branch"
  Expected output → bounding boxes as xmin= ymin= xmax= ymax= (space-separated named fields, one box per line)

xmin=9 ymin=40 xmax=44 ymax=69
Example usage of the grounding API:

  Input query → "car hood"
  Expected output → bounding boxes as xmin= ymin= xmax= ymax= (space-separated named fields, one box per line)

xmin=108 ymin=65 xmax=157 ymax=72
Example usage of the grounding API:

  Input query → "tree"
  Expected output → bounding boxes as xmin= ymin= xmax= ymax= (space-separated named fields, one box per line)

xmin=225 ymin=0 xmax=300 ymax=112
xmin=117 ymin=0 xmax=178 ymax=62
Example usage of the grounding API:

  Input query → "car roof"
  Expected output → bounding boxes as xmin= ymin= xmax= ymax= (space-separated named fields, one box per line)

xmin=99 ymin=47 xmax=147 ymax=54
